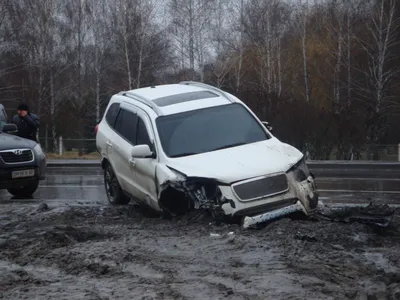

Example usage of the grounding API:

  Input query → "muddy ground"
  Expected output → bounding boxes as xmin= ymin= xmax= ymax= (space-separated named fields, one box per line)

xmin=0 ymin=202 xmax=399 ymax=300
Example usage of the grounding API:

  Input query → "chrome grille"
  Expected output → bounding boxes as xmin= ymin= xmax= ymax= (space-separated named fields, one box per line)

xmin=0 ymin=149 xmax=34 ymax=163
xmin=233 ymin=174 xmax=288 ymax=201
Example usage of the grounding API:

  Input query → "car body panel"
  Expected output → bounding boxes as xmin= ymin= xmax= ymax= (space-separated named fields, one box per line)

xmin=0 ymin=132 xmax=37 ymax=151
xmin=163 ymin=139 xmax=303 ymax=184
xmin=129 ymin=109 xmax=159 ymax=210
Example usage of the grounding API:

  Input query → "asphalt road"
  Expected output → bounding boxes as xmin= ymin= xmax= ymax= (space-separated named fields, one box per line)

xmin=1 ymin=164 xmax=400 ymax=207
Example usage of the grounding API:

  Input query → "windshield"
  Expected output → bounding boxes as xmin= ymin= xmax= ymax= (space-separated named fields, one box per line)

xmin=156 ymin=103 xmax=270 ymax=158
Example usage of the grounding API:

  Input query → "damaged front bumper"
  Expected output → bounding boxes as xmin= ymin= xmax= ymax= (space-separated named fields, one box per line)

xmin=242 ymin=201 xmax=304 ymax=229
xmin=158 ymin=164 xmax=318 ymax=229
xmin=240 ymin=175 xmax=318 ymax=228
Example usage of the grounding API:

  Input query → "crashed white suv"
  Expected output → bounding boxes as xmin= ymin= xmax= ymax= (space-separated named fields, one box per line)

xmin=96 ymin=81 xmax=318 ymax=228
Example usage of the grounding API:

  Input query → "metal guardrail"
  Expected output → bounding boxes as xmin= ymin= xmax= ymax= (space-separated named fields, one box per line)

xmin=39 ymin=137 xmax=400 ymax=161
xmin=39 ymin=137 xmax=97 ymax=155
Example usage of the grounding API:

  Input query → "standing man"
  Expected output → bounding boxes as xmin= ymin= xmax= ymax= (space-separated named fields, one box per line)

xmin=12 ymin=103 xmax=40 ymax=142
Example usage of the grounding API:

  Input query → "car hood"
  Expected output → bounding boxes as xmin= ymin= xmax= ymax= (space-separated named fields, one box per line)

xmin=0 ymin=133 xmax=36 ymax=151
xmin=166 ymin=138 xmax=303 ymax=184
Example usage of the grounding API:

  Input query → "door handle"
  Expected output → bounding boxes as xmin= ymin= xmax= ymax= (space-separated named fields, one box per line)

xmin=106 ymin=141 xmax=113 ymax=148
xmin=129 ymin=159 xmax=136 ymax=166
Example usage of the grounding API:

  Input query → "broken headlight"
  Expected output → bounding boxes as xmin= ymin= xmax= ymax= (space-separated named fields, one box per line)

xmin=288 ymin=157 xmax=310 ymax=182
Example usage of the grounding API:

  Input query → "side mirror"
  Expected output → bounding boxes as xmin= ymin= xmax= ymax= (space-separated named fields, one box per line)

xmin=262 ymin=121 xmax=273 ymax=132
xmin=2 ymin=124 xmax=18 ymax=134
xmin=131 ymin=144 xmax=153 ymax=158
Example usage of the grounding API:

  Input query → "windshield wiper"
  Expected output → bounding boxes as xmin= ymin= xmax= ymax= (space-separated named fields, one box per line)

xmin=210 ymin=142 xmax=246 ymax=151
xmin=170 ymin=152 xmax=199 ymax=158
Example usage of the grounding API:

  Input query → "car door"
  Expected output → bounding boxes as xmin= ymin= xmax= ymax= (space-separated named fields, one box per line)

xmin=109 ymin=105 xmax=142 ymax=200
xmin=129 ymin=110 xmax=159 ymax=211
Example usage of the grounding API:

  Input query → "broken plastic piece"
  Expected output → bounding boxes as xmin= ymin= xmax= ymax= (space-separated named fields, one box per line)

xmin=242 ymin=201 xmax=303 ymax=229
xmin=210 ymin=233 xmax=221 ymax=238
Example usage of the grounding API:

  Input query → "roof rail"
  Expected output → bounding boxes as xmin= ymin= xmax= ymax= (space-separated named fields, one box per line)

xmin=120 ymin=91 xmax=163 ymax=116
xmin=179 ymin=81 xmax=235 ymax=103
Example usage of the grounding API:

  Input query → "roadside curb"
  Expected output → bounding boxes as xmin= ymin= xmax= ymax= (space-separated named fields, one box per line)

xmin=47 ymin=159 xmax=101 ymax=168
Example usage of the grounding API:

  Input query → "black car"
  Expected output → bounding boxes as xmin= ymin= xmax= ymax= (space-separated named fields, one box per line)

xmin=0 ymin=104 xmax=46 ymax=196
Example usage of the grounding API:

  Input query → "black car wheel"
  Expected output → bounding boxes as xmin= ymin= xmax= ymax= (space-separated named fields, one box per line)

xmin=104 ymin=163 xmax=130 ymax=205
xmin=7 ymin=180 xmax=39 ymax=197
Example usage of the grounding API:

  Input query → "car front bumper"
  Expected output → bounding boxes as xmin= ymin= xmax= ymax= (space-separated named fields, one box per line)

xmin=219 ymin=174 xmax=318 ymax=228
xmin=0 ymin=158 xmax=46 ymax=190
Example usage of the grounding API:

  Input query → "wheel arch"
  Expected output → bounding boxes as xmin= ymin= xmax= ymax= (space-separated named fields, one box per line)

xmin=101 ymin=157 xmax=109 ymax=169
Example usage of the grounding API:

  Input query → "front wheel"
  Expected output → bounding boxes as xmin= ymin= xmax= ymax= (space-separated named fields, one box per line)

xmin=7 ymin=180 xmax=39 ymax=197
xmin=104 ymin=163 xmax=130 ymax=205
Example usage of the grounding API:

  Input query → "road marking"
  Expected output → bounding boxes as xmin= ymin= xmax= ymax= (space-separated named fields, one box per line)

xmin=46 ymin=174 xmax=102 ymax=177
xmin=39 ymin=185 xmax=102 ymax=188
xmin=318 ymin=189 xmax=400 ymax=194
xmin=317 ymin=177 xmax=400 ymax=181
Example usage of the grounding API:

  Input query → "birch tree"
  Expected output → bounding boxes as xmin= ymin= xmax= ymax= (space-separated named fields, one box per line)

xmin=360 ymin=0 xmax=399 ymax=146
xmin=169 ymin=0 xmax=215 ymax=80
xmin=210 ymin=0 xmax=233 ymax=87
xmin=301 ymin=0 xmax=310 ymax=103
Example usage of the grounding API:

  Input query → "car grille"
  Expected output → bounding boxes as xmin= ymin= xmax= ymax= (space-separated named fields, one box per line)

xmin=233 ymin=174 xmax=289 ymax=201
xmin=0 ymin=149 xmax=33 ymax=163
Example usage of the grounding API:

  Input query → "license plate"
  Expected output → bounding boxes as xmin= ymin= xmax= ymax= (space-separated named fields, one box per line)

xmin=12 ymin=169 xmax=35 ymax=179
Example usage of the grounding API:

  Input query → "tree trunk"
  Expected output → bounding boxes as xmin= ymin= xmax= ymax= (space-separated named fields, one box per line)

xmin=50 ymin=72 xmax=57 ymax=154
xmin=346 ymin=0 xmax=352 ymax=107
xmin=277 ymin=35 xmax=282 ymax=97
xmin=137 ymin=41 xmax=143 ymax=89
xmin=188 ymin=0 xmax=195 ymax=80
xmin=124 ymin=29 xmax=132 ymax=89
xmin=334 ymin=17 xmax=343 ymax=110
xmin=236 ymin=0 xmax=244 ymax=93
xmin=95 ymin=55 xmax=101 ymax=124
xmin=38 ymin=67 xmax=43 ymax=117
xmin=302 ymin=0 xmax=310 ymax=103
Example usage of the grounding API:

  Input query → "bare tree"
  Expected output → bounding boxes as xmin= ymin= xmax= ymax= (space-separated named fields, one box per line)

xmin=210 ymin=0 xmax=233 ymax=87
xmin=169 ymin=0 xmax=215 ymax=80
xmin=359 ymin=0 xmax=399 ymax=145
xmin=243 ymin=0 xmax=290 ymax=94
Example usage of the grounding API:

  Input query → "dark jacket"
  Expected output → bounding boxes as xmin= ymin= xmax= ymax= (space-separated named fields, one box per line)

xmin=12 ymin=113 xmax=40 ymax=142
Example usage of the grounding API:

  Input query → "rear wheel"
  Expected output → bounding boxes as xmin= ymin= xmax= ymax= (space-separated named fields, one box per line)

xmin=7 ymin=180 xmax=39 ymax=197
xmin=104 ymin=163 xmax=130 ymax=205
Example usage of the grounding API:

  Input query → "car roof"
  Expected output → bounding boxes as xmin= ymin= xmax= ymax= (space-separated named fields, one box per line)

xmin=115 ymin=82 xmax=238 ymax=116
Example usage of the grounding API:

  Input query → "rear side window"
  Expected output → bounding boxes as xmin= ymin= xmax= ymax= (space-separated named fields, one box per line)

xmin=105 ymin=103 xmax=120 ymax=127
xmin=137 ymin=118 xmax=151 ymax=147
xmin=0 ymin=109 xmax=6 ymax=130
xmin=114 ymin=109 xmax=138 ymax=145
xmin=0 ymin=109 xmax=6 ymax=122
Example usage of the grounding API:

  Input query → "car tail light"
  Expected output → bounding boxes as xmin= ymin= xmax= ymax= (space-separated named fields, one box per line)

xmin=95 ymin=124 xmax=99 ymax=135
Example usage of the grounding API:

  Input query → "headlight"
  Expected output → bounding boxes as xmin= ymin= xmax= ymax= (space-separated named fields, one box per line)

xmin=288 ymin=157 xmax=310 ymax=182
xmin=33 ymin=144 xmax=45 ymax=159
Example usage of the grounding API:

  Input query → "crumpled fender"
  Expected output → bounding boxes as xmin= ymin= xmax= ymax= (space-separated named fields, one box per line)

xmin=155 ymin=164 xmax=187 ymax=197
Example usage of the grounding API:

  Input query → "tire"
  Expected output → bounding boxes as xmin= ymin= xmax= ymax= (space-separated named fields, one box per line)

xmin=7 ymin=180 xmax=39 ymax=197
xmin=104 ymin=163 xmax=130 ymax=205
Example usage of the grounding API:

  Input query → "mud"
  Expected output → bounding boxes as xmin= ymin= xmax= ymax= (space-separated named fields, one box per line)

xmin=0 ymin=202 xmax=399 ymax=300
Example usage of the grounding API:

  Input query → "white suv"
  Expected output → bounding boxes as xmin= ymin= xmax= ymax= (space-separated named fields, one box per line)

xmin=96 ymin=82 xmax=318 ymax=228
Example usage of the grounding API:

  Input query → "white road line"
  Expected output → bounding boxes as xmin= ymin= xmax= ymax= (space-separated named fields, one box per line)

xmin=318 ymin=189 xmax=400 ymax=194
xmin=38 ymin=185 xmax=102 ymax=188
xmin=317 ymin=177 xmax=400 ymax=181
xmin=46 ymin=174 xmax=102 ymax=177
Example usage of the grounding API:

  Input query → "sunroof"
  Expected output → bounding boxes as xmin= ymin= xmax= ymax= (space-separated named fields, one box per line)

xmin=152 ymin=91 xmax=219 ymax=107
